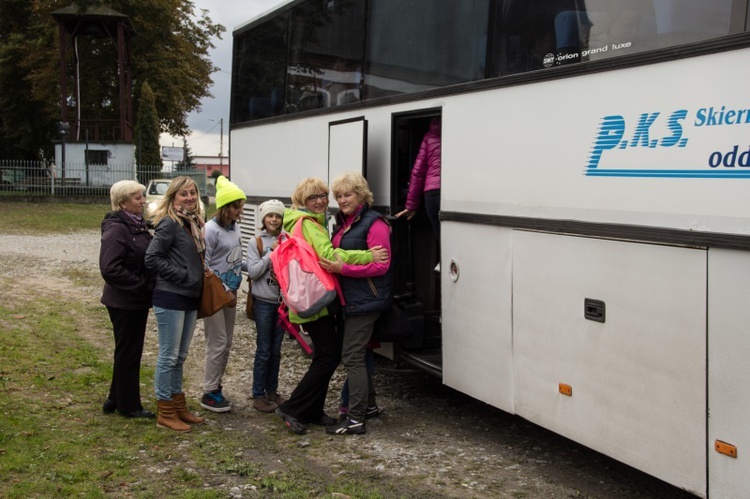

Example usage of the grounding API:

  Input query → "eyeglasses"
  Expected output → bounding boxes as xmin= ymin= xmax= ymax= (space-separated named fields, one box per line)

xmin=306 ymin=193 xmax=328 ymax=202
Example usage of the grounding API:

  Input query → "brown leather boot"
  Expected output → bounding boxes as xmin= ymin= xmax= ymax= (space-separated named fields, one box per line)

xmin=156 ymin=399 xmax=191 ymax=433
xmin=253 ymin=396 xmax=277 ymax=413
xmin=172 ymin=392 xmax=205 ymax=425
xmin=266 ymin=392 xmax=287 ymax=406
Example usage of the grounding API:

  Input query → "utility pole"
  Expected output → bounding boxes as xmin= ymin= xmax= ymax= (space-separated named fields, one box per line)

xmin=219 ymin=118 xmax=224 ymax=168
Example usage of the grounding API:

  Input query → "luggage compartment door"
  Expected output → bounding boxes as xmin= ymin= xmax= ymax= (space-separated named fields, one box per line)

xmin=512 ymin=231 xmax=706 ymax=495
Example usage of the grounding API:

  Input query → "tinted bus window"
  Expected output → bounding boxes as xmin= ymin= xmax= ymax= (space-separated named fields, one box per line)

xmin=232 ymin=0 xmax=743 ymax=124
xmin=286 ymin=0 xmax=367 ymax=112
xmin=231 ymin=14 xmax=289 ymax=123
xmin=494 ymin=0 xmax=736 ymax=75
xmin=365 ymin=0 xmax=491 ymax=99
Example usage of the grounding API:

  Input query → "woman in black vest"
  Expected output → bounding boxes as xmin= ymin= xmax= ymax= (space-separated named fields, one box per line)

xmin=321 ymin=172 xmax=393 ymax=435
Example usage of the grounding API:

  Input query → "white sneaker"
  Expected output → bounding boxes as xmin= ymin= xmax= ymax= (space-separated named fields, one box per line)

xmin=434 ymin=262 xmax=440 ymax=273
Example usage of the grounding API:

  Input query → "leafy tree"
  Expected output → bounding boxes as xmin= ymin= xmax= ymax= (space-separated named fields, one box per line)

xmin=175 ymin=137 xmax=195 ymax=171
xmin=0 ymin=0 xmax=224 ymax=160
xmin=134 ymin=81 xmax=161 ymax=184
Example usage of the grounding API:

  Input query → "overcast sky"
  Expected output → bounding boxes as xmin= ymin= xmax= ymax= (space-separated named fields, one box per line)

xmin=160 ymin=0 xmax=288 ymax=157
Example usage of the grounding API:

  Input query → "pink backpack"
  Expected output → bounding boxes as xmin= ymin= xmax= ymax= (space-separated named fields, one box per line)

xmin=270 ymin=217 xmax=339 ymax=318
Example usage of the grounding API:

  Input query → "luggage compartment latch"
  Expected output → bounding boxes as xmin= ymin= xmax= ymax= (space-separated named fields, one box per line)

xmin=584 ymin=298 xmax=605 ymax=323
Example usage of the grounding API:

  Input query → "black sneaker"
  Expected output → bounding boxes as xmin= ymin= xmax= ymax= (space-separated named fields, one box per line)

xmin=326 ymin=417 xmax=366 ymax=435
xmin=365 ymin=406 xmax=382 ymax=419
xmin=275 ymin=407 xmax=306 ymax=435
xmin=102 ymin=398 xmax=116 ymax=414
xmin=200 ymin=390 xmax=231 ymax=413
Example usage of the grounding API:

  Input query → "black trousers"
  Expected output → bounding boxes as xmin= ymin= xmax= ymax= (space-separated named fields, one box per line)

xmin=279 ymin=314 xmax=342 ymax=423
xmin=424 ymin=189 xmax=441 ymax=240
xmin=106 ymin=307 xmax=149 ymax=413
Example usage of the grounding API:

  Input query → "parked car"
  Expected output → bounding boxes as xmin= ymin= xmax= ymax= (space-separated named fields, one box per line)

xmin=144 ymin=178 xmax=206 ymax=219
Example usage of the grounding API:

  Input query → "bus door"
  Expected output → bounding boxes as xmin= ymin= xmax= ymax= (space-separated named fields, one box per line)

xmin=328 ymin=117 xmax=368 ymax=239
xmin=328 ymin=117 xmax=368 ymax=208
xmin=390 ymin=110 xmax=442 ymax=371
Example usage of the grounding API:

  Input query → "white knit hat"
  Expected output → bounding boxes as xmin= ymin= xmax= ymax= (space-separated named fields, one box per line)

xmin=258 ymin=199 xmax=285 ymax=228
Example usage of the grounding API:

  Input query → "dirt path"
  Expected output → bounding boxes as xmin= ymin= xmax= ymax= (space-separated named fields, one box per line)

xmin=0 ymin=230 xmax=698 ymax=498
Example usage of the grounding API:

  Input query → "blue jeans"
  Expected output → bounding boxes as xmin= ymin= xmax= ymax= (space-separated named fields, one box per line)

xmin=252 ymin=299 xmax=285 ymax=398
xmin=154 ymin=307 xmax=197 ymax=401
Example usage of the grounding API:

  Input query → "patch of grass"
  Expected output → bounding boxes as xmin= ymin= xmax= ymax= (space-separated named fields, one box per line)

xmin=222 ymin=459 xmax=261 ymax=477
xmin=61 ymin=266 xmax=103 ymax=289
xmin=0 ymin=201 xmax=107 ymax=234
xmin=173 ymin=466 xmax=202 ymax=484
xmin=0 ymin=297 xmax=125 ymax=497
xmin=0 ymin=274 xmax=421 ymax=498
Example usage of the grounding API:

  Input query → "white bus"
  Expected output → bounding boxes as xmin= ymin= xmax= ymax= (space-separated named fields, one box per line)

xmin=229 ymin=2 xmax=750 ymax=496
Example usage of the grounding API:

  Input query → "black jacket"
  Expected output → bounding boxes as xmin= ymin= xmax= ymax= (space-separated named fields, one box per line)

xmin=144 ymin=216 xmax=204 ymax=298
xmin=99 ymin=211 xmax=154 ymax=310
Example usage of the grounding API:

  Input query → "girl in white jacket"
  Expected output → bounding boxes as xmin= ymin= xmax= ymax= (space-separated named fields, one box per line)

xmin=246 ymin=199 xmax=287 ymax=413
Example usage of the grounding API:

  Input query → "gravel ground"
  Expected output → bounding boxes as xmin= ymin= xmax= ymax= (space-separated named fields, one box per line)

xmin=0 ymin=229 xmax=700 ymax=498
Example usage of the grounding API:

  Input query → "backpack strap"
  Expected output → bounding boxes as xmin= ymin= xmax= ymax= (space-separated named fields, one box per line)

xmin=276 ymin=302 xmax=314 ymax=357
xmin=292 ymin=215 xmax=345 ymax=305
xmin=291 ymin=216 xmax=311 ymax=239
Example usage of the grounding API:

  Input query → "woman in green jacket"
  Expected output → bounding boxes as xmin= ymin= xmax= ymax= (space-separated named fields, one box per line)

xmin=275 ymin=177 xmax=388 ymax=434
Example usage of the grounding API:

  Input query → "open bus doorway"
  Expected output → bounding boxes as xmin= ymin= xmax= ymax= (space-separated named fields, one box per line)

xmin=389 ymin=110 xmax=442 ymax=374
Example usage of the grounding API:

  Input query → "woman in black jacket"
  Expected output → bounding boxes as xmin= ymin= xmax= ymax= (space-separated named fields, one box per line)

xmin=99 ymin=180 xmax=155 ymax=418
xmin=144 ymin=176 xmax=206 ymax=432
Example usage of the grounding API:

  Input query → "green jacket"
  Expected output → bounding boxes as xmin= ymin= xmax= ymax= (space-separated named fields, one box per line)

xmin=282 ymin=208 xmax=372 ymax=323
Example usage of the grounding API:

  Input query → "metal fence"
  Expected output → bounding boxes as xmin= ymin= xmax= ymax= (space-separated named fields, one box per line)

xmin=0 ymin=160 xmax=206 ymax=199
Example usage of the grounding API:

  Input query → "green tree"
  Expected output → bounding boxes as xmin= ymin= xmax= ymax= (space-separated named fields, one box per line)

xmin=134 ymin=82 xmax=161 ymax=184
xmin=175 ymin=137 xmax=195 ymax=171
xmin=0 ymin=0 xmax=224 ymax=160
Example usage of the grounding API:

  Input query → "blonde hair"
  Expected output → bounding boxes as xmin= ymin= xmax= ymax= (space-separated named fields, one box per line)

xmin=291 ymin=177 xmax=329 ymax=209
xmin=330 ymin=171 xmax=374 ymax=206
xmin=109 ymin=180 xmax=145 ymax=211
xmin=150 ymin=176 xmax=203 ymax=226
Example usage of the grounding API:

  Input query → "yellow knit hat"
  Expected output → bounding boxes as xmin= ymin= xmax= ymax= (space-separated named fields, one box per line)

xmin=215 ymin=175 xmax=246 ymax=209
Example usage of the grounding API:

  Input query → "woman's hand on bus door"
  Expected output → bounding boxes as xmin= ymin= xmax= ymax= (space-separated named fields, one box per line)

xmin=319 ymin=255 xmax=344 ymax=274
xmin=396 ymin=208 xmax=416 ymax=220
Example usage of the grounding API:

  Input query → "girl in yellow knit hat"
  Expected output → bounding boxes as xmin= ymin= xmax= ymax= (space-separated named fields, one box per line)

xmin=200 ymin=175 xmax=247 ymax=413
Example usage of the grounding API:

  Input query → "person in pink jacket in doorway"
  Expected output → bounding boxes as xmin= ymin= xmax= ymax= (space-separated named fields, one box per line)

xmin=396 ymin=116 xmax=441 ymax=239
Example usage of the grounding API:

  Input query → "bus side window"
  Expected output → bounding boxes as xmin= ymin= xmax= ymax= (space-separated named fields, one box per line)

xmin=496 ymin=0 xmax=733 ymax=75
xmin=584 ymin=0 xmax=656 ymax=59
